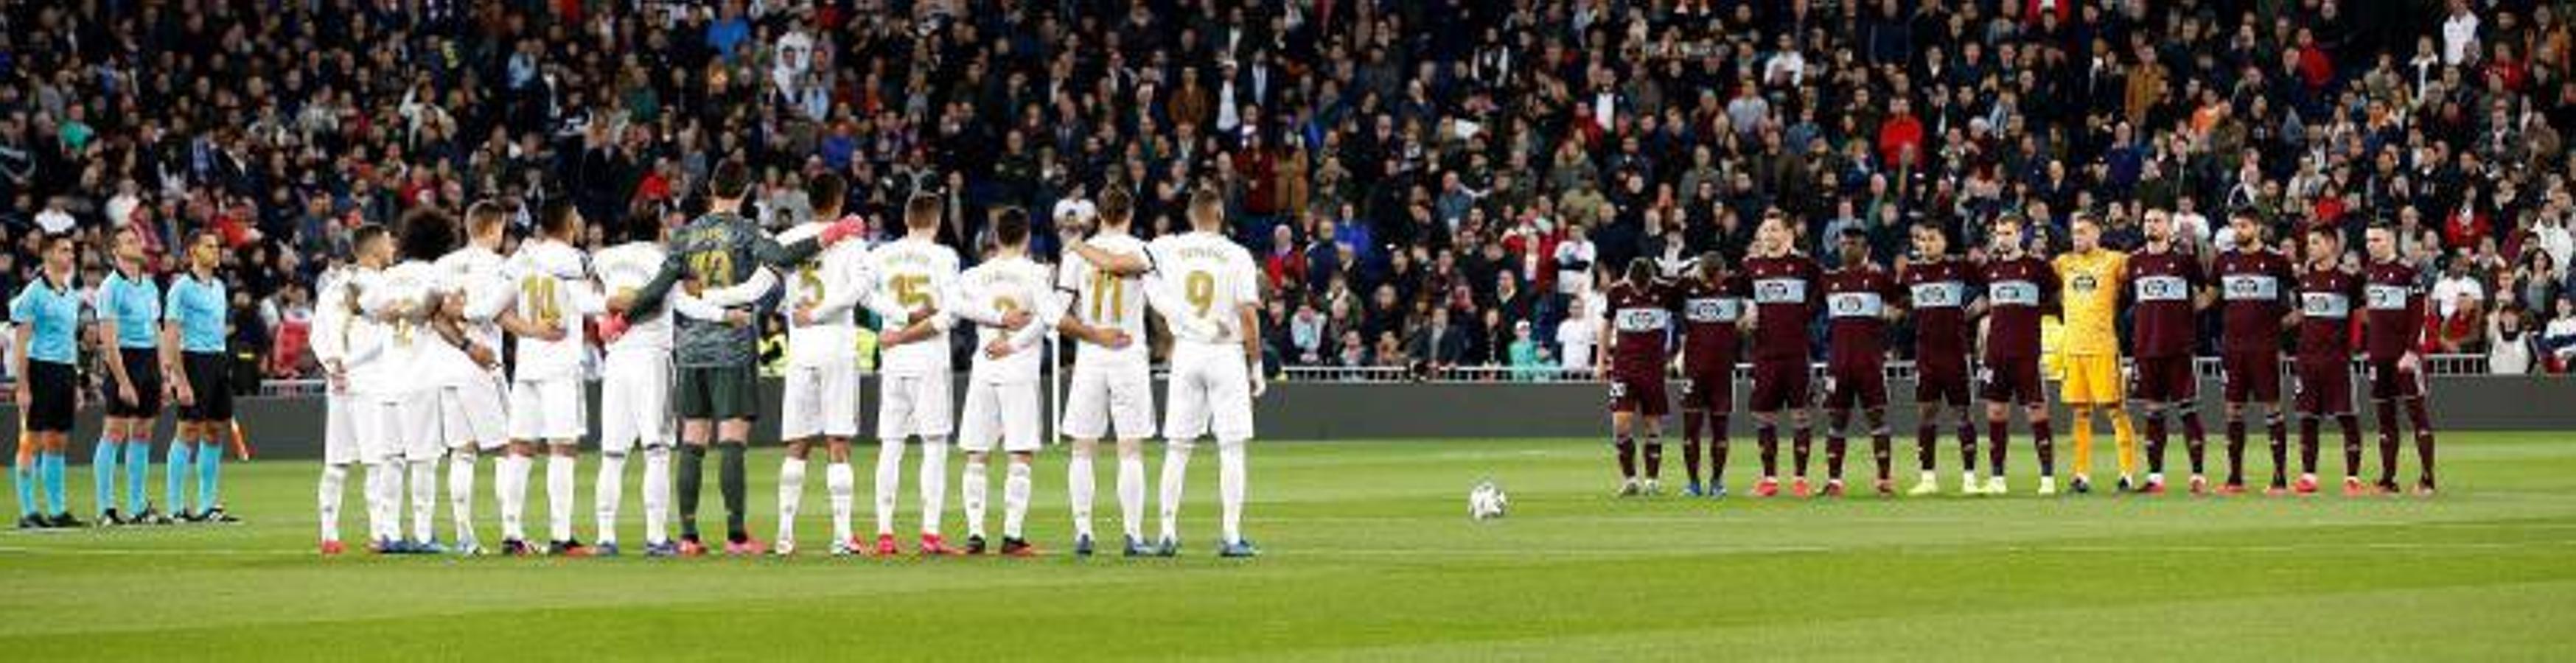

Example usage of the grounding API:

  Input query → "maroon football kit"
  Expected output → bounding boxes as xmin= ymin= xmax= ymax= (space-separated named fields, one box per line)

xmin=1902 ymin=257 xmax=1981 ymax=477
xmin=1978 ymin=253 xmax=2059 ymax=479
xmin=1742 ymin=253 xmax=1821 ymax=483
xmin=2362 ymin=259 xmax=2437 ymax=491
xmin=2295 ymin=264 xmax=2365 ymax=483
xmin=1675 ymin=273 xmax=1747 ymax=489
xmin=2124 ymin=247 xmax=2210 ymax=480
xmin=1603 ymin=279 xmax=1675 ymax=418
xmin=2212 ymin=247 xmax=2294 ymax=488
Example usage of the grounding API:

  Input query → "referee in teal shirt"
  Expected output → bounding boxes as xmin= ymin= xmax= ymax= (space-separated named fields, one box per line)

xmin=164 ymin=231 xmax=237 ymax=523
xmin=13 ymin=234 xmax=84 ymax=529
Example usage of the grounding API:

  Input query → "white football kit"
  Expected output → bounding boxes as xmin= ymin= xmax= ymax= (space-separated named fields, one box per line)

xmin=951 ymin=255 xmax=1059 ymax=454
xmin=431 ymin=246 xmax=512 ymax=451
xmin=1148 ymin=231 xmax=1263 ymax=443
xmin=863 ymin=236 xmax=962 ymax=440
xmin=502 ymin=239 xmax=603 ymax=441
xmin=775 ymin=221 xmax=869 ymax=441
xmin=1058 ymin=231 xmax=1157 ymax=441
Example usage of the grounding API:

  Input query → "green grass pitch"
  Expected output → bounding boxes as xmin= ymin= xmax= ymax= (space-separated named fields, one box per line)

xmin=2 ymin=432 xmax=2573 ymax=660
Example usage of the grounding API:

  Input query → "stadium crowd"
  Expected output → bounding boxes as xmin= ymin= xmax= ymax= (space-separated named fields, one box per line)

xmin=3 ymin=0 xmax=2576 ymax=382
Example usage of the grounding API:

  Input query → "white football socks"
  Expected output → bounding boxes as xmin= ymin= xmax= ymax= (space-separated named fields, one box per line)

xmin=1157 ymin=440 xmax=1193 ymax=541
xmin=447 ymin=449 xmax=478 ymax=544
xmin=874 ymin=438 xmax=906 ymax=536
xmin=1067 ymin=448 xmax=1096 ymax=539
xmin=918 ymin=436 xmax=949 ymax=536
xmin=1118 ymin=452 xmax=1146 ymax=540
xmin=776 ymin=457 xmax=807 ymax=544
xmin=318 ymin=463 xmax=347 ymax=542
xmin=594 ymin=452 xmax=626 ymax=545
xmin=497 ymin=453 xmax=531 ymax=541
xmin=546 ymin=453 xmax=575 ymax=543
xmin=641 ymin=447 xmax=672 ymax=545
xmin=364 ymin=461 xmax=394 ymax=542
xmin=826 ymin=462 xmax=854 ymax=543
xmin=407 ymin=458 xmax=438 ymax=543
xmin=1218 ymin=439 xmax=1247 ymax=545
xmin=961 ymin=457 xmax=989 ymax=539
xmin=1003 ymin=460 xmax=1031 ymax=540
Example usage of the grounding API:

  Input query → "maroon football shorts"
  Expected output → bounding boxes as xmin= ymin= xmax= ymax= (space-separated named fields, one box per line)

xmin=2222 ymin=349 xmax=2283 ymax=404
xmin=1913 ymin=357 xmax=1972 ymax=407
xmin=1679 ymin=368 xmax=1734 ymax=413
xmin=2292 ymin=358 xmax=2354 ymax=415
xmin=2367 ymin=358 xmax=2426 ymax=401
xmin=1608 ymin=371 xmax=1671 ymax=418
xmin=1822 ymin=362 xmax=1888 ymax=410
xmin=1748 ymin=359 xmax=1812 ymax=413
xmin=2131 ymin=354 xmax=2199 ymax=403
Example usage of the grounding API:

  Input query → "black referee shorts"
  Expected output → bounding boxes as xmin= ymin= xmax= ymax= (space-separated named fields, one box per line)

xmin=105 ymin=348 xmax=163 ymax=418
xmin=22 ymin=360 xmax=76 ymax=432
xmin=178 ymin=351 xmax=233 ymax=421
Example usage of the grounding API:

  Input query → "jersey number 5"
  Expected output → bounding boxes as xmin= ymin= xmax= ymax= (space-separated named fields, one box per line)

xmin=892 ymin=274 xmax=931 ymax=312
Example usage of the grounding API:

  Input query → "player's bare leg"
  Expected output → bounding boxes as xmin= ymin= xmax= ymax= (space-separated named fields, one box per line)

xmin=776 ymin=438 xmax=814 ymax=555
xmin=545 ymin=439 xmax=587 ymax=555
xmin=675 ymin=420 xmax=712 ymax=555
xmin=716 ymin=418 xmax=758 ymax=554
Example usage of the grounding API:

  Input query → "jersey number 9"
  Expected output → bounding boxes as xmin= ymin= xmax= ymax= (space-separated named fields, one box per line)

xmin=1186 ymin=271 xmax=1215 ymax=316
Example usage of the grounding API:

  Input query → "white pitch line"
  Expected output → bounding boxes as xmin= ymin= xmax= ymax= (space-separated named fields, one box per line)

xmin=1 ymin=540 xmax=2566 ymax=560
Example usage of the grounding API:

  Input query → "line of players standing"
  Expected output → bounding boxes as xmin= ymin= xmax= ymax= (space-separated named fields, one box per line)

xmin=1596 ymin=208 xmax=2442 ymax=499
xmin=312 ymin=161 xmax=1269 ymax=558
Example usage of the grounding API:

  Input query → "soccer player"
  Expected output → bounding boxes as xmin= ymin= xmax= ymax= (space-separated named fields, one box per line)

xmin=1598 ymin=259 xmax=1675 ymax=497
xmin=359 ymin=212 xmax=458 ymax=552
xmin=1675 ymin=253 xmax=1745 ymax=497
xmin=947 ymin=208 xmax=1057 ymax=555
xmin=12 ymin=234 xmax=84 ymax=529
xmin=2123 ymin=210 xmax=2212 ymax=494
xmin=2053 ymin=214 xmax=2137 ymax=493
xmin=1821 ymin=228 xmax=1901 ymax=496
xmin=771 ymin=175 xmax=870 ymax=555
xmin=858 ymin=193 xmax=966 ymax=556
xmin=503 ymin=200 xmax=604 ymax=555
xmin=1978 ymin=215 xmax=2062 ymax=495
xmin=1899 ymin=222 xmax=1984 ymax=495
xmin=162 ymin=231 xmax=238 ymax=522
xmin=597 ymin=212 xmax=775 ymax=557
xmin=1057 ymin=190 xmax=1159 ymax=555
xmin=1742 ymin=211 xmax=1822 ymax=497
xmin=2291 ymin=227 xmax=2364 ymax=496
xmin=430 ymin=203 xmax=518 ymax=553
xmin=314 ymin=225 xmax=394 ymax=552
xmin=621 ymin=161 xmax=857 ymax=555
xmin=95 ymin=228 xmax=164 ymax=524
xmin=1144 ymin=188 xmax=1266 ymax=557
xmin=2212 ymin=211 xmax=2296 ymax=494
xmin=2360 ymin=225 xmax=2438 ymax=495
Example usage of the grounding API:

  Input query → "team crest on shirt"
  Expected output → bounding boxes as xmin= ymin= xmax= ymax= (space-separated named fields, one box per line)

xmin=2070 ymin=273 xmax=2098 ymax=292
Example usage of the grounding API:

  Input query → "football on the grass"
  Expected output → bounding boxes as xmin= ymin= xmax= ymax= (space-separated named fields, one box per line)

xmin=1469 ymin=480 xmax=1508 ymax=520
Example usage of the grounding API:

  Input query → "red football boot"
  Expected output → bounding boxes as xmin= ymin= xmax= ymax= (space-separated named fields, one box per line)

xmin=918 ymin=533 xmax=961 ymax=556
xmin=320 ymin=540 xmax=346 ymax=556
xmin=1818 ymin=480 xmax=1845 ymax=497
xmin=1791 ymin=477 xmax=1813 ymax=498
xmin=1751 ymin=477 xmax=1781 ymax=497
xmin=2292 ymin=474 xmax=2320 ymax=495
xmin=872 ymin=533 xmax=903 ymax=557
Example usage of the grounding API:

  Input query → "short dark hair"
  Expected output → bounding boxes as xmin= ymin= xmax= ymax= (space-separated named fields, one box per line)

xmin=807 ymin=172 xmax=845 ymax=217
xmin=994 ymin=207 xmax=1030 ymax=247
xmin=620 ymin=209 xmax=664 ymax=245
xmin=351 ymin=224 xmax=391 ymax=253
xmin=710 ymin=160 xmax=753 ymax=200
xmin=538 ymin=198 xmax=580 ymax=238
